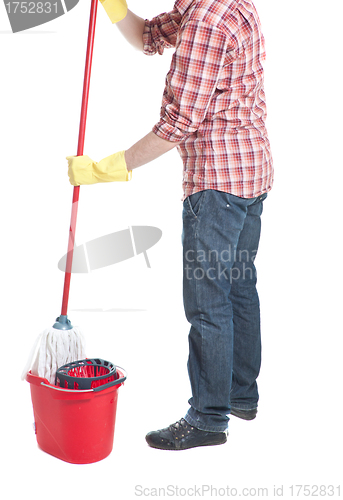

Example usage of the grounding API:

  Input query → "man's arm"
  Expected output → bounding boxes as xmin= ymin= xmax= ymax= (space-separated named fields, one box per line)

xmin=67 ymin=132 xmax=180 ymax=186
xmin=125 ymin=131 xmax=180 ymax=170
xmin=102 ymin=2 xmax=181 ymax=54
xmin=116 ymin=9 xmax=146 ymax=52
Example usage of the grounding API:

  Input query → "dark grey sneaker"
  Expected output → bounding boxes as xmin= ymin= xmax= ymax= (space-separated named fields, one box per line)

xmin=230 ymin=407 xmax=257 ymax=420
xmin=145 ymin=418 xmax=228 ymax=450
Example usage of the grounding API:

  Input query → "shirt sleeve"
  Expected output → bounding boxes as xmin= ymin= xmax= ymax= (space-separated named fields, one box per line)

xmin=152 ymin=21 xmax=229 ymax=143
xmin=143 ymin=9 xmax=182 ymax=56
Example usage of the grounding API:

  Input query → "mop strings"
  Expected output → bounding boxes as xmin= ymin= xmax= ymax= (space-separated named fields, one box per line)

xmin=22 ymin=327 xmax=86 ymax=385
xmin=20 ymin=329 xmax=46 ymax=381
xmin=46 ymin=327 xmax=86 ymax=382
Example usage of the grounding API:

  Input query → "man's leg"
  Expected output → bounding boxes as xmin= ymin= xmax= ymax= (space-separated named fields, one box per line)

xmin=145 ymin=189 xmax=266 ymax=449
xmin=229 ymin=194 xmax=267 ymax=417
xmin=183 ymin=190 xmax=263 ymax=432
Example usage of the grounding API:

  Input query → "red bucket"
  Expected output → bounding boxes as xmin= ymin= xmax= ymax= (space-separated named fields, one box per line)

xmin=26 ymin=367 xmax=126 ymax=464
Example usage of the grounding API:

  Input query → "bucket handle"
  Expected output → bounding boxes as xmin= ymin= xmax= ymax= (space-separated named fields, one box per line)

xmin=39 ymin=367 xmax=127 ymax=393
xmin=93 ymin=369 xmax=127 ymax=392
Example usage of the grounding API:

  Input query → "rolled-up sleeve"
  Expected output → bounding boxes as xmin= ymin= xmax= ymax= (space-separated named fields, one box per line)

xmin=153 ymin=21 xmax=229 ymax=143
xmin=143 ymin=9 xmax=182 ymax=55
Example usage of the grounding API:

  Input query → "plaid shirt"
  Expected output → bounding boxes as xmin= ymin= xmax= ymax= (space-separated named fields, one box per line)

xmin=143 ymin=0 xmax=274 ymax=200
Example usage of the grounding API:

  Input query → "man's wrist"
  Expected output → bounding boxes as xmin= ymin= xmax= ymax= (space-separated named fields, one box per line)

xmin=125 ymin=131 xmax=179 ymax=170
xmin=99 ymin=0 xmax=128 ymax=24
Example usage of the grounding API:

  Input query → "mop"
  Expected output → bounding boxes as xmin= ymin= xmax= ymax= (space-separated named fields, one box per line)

xmin=21 ymin=0 xmax=98 ymax=385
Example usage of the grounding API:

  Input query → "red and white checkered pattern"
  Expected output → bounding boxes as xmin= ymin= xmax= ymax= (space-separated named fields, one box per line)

xmin=144 ymin=0 xmax=274 ymax=200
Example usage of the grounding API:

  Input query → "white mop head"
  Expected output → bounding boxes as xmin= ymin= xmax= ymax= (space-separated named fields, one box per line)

xmin=21 ymin=326 xmax=86 ymax=385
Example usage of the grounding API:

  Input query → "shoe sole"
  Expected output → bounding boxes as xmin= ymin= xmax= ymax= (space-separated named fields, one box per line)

xmin=145 ymin=434 xmax=228 ymax=451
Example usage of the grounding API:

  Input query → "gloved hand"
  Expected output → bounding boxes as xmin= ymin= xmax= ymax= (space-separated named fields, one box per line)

xmin=99 ymin=0 xmax=127 ymax=23
xmin=67 ymin=151 xmax=132 ymax=186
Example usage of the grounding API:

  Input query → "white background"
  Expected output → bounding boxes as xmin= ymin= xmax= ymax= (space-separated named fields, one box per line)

xmin=1 ymin=0 xmax=342 ymax=497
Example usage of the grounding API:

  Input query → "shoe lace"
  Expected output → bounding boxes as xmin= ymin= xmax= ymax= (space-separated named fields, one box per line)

xmin=169 ymin=418 xmax=191 ymax=435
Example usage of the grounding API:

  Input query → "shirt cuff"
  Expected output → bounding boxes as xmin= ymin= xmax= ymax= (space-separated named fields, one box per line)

xmin=152 ymin=120 xmax=189 ymax=143
xmin=143 ymin=19 xmax=164 ymax=56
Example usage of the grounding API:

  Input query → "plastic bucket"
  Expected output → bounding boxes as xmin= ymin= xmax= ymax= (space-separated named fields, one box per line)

xmin=26 ymin=367 xmax=126 ymax=464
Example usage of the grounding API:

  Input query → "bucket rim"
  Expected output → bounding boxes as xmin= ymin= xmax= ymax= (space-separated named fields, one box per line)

xmin=26 ymin=366 xmax=127 ymax=393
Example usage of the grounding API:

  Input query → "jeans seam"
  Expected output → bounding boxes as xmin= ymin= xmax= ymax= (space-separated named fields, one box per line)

xmin=195 ymin=219 xmax=203 ymax=411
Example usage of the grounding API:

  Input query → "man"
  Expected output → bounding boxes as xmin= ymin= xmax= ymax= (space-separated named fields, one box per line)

xmin=68 ymin=0 xmax=274 ymax=450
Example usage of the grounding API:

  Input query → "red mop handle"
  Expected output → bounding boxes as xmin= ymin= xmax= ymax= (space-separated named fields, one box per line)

xmin=61 ymin=0 xmax=98 ymax=317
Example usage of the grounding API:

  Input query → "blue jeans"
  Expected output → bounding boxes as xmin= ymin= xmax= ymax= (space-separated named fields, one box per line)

xmin=182 ymin=189 xmax=267 ymax=432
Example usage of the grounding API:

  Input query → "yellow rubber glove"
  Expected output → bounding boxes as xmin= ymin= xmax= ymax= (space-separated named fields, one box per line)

xmin=67 ymin=151 xmax=132 ymax=186
xmin=99 ymin=0 xmax=127 ymax=23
